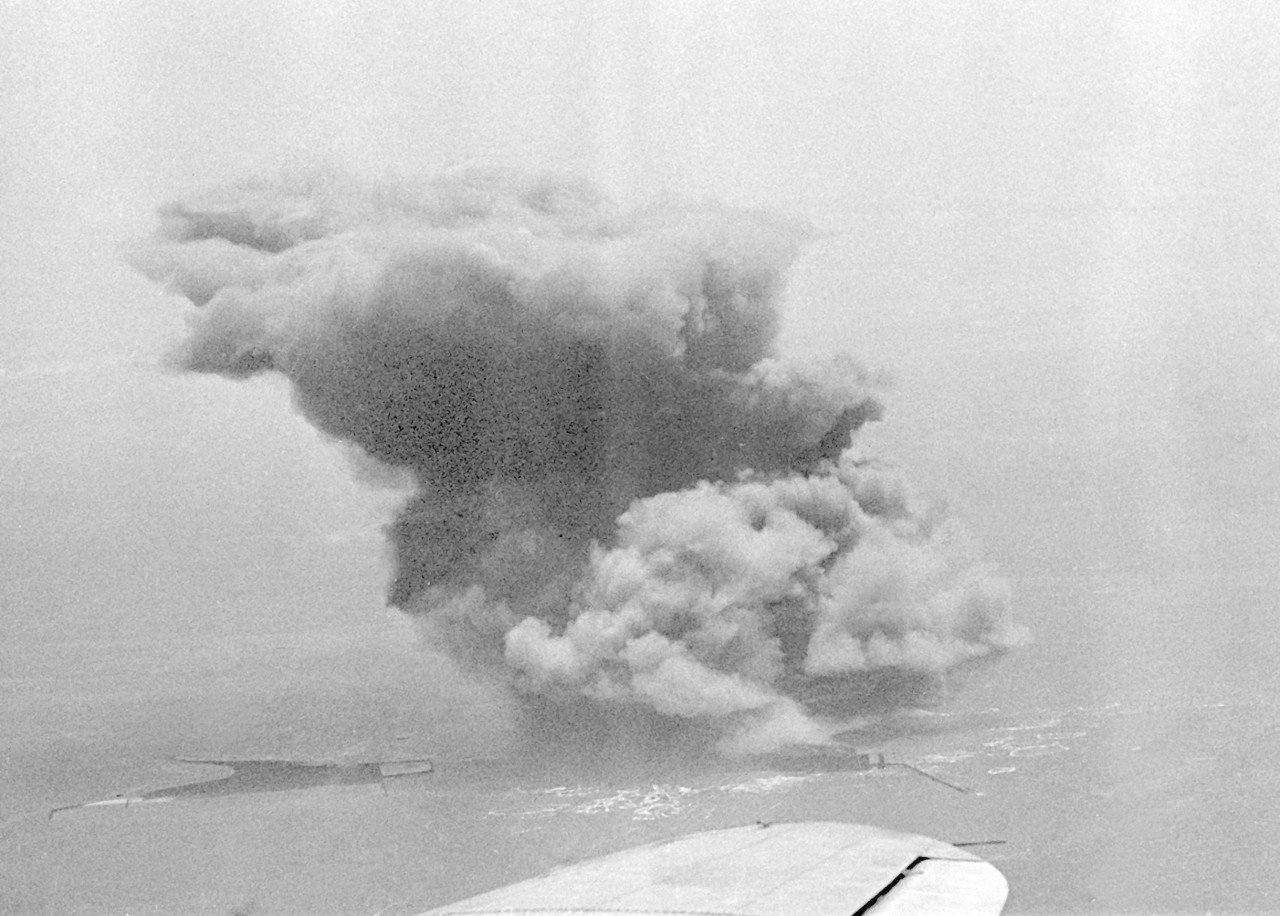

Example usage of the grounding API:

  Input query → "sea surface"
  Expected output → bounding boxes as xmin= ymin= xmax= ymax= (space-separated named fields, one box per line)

xmin=4 ymin=561 xmax=1278 ymax=915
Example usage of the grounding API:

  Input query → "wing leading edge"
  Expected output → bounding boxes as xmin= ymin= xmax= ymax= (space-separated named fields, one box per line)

xmin=420 ymin=821 xmax=1008 ymax=915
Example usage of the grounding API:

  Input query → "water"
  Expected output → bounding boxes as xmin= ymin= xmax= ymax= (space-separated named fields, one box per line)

xmin=3 ymin=583 xmax=1277 ymax=915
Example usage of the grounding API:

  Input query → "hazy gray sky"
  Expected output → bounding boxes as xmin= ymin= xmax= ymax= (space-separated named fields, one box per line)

xmin=3 ymin=0 xmax=1278 ymax=703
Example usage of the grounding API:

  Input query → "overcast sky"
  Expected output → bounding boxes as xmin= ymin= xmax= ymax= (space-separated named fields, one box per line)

xmin=3 ymin=0 xmax=1278 ymax=709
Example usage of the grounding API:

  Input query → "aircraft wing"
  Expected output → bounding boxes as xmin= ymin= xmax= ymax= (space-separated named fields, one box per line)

xmin=419 ymin=821 xmax=1008 ymax=915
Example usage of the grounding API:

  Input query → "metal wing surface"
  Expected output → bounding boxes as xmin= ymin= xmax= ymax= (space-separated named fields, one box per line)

xmin=420 ymin=821 xmax=1008 ymax=915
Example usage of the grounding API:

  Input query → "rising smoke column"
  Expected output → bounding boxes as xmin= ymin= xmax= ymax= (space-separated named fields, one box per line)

xmin=132 ymin=167 xmax=1022 ymax=752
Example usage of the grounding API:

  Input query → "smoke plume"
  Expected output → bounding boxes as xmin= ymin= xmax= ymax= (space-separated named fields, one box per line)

xmin=132 ymin=167 xmax=1022 ymax=753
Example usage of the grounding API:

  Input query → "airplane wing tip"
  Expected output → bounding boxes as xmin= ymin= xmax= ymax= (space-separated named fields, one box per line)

xmin=417 ymin=821 xmax=1010 ymax=916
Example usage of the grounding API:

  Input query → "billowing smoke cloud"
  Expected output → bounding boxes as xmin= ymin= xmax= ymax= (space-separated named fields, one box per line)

xmin=132 ymin=167 xmax=1022 ymax=753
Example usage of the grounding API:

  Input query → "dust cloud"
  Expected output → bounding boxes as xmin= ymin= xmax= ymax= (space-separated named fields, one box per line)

xmin=131 ymin=167 xmax=1022 ymax=753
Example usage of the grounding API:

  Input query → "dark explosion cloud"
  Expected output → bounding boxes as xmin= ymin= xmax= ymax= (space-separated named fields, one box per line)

xmin=132 ymin=167 xmax=1022 ymax=753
